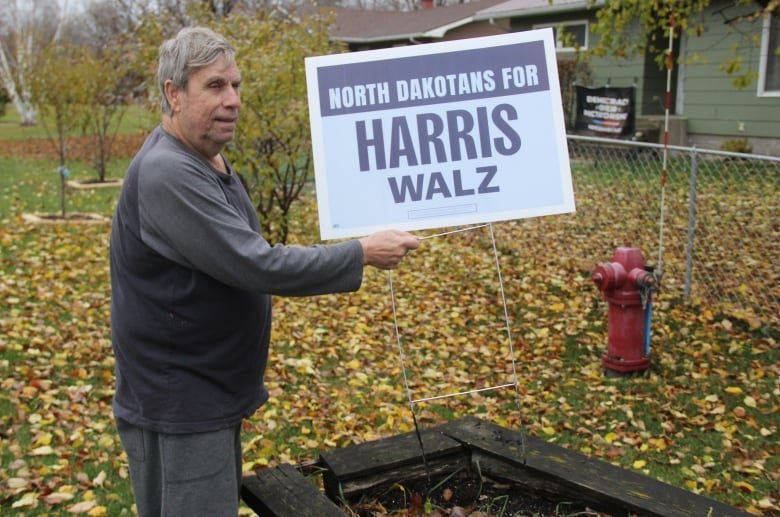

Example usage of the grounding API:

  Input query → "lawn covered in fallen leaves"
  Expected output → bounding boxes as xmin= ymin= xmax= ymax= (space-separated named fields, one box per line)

xmin=0 ymin=156 xmax=778 ymax=515
xmin=0 ymin=191 xmax=780 ymax=515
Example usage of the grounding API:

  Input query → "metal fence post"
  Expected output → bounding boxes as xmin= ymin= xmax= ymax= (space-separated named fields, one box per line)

xmin=567 ymin=134 xmax=778 ymax=324
xmin=684 ymin=147 xmax=699 ymax=300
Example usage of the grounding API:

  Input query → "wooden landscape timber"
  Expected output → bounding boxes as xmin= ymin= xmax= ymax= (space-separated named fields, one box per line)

xmin=241 ymin=416 xmax=751 ymax=517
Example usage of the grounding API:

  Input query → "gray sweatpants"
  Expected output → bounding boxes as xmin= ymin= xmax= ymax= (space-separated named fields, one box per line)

xmin=116 ymin=418 xmax=242 ymax=517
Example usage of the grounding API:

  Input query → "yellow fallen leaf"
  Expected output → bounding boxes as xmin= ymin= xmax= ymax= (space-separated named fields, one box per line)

xmin=12 ymin=492 xmax=38 ymax=508
xmin=34 ymin=432 xmax=53 ymax=446
xmin=87 ymin=507 xmax=108 ymax=517
xmin=30 ymin=445 xmax=54 ymax=456
xmin=59 ymin=485 xmax=77 ymax=494
xmin=724 ymin=386 xmax=743 ymax=395
xmin=421 ymin=369 xmax=442 ymax=379
xmin=604 ymin=432 xmax=618 ymax=444
xmin=649 ymin=437 xmax=667 ymax=450
xmin=43 ymin=492 xmax=75 ymax=504
xmin=92 ymin=471 xmax=107 ymax=488
xmin=7 ymin=477 xmax=29 ymax=489
xmin=67 ymin=500 xmax=97 ymax=513
xmin=542 ymin=426 xmax=555 ymax=436
xmin=345 ymin=359 xmax=361 ymax=370
xmin=735 ymin=481 xmax=754 ymax=493
xmin=743 ymin=396 xmax=757 ymax=408
xmin=632 ymin=459 xmax=647 ymax=469
xmin=709 ymin=405 xmax=726 ymax=415
xmin=97 ymin=435 xmax=113 ymax=448
xmin=21 ymin=386 xmax=38 ymax=398
xmin=549 ymin=302 xmax=565 ymax=312
xmin=347 ymin=377 xmax=366 ymax=387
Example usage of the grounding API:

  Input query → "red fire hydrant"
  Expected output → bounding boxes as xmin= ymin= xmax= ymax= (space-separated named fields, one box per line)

xmin=592 ymin=247 xmax=654 ymax=374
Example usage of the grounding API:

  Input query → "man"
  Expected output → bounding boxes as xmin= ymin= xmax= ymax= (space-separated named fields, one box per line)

xmin=109 ymin=27 xmax=419 ymax=516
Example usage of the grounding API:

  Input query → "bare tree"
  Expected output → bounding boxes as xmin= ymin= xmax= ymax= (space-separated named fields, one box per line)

xmin=30 ymin=41 xmax=90 ymax=217
xmin=65 ymin=0 xmax=151 ymax=47
xmin=0 ymin=0 xmax=69 ymax=125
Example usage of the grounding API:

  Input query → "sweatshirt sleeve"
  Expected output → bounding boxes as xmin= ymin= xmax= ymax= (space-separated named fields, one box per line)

xmin=137 ymin=148 xmax=363 ymax=296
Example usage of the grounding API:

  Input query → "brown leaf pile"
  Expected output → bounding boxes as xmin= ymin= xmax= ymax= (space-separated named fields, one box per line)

xmin=0 ymin=133 xmax=146 ymax=161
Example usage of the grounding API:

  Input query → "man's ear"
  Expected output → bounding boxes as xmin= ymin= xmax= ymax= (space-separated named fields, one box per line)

xmin=164 ymin=80 xmax=181 ymax=113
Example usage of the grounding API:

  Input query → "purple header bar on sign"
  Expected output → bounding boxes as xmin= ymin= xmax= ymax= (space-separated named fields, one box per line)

xmin=317 ymin=40 xmax=549 ymax=117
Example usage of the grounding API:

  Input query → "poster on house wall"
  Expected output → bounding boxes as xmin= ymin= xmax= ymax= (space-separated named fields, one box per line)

xmin=305 ymin=29 xmax=574 ymax=240
xmin=574 ymin=85 xmax=636 ymax=137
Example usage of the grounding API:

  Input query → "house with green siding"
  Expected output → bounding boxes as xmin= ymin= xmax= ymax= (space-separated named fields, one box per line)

xmin=324 ymin=0 xmax=780 ymax=155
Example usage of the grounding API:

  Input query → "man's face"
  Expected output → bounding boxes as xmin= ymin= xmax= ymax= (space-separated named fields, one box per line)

xmin=167 ymin=54 xmax=241 ymax=157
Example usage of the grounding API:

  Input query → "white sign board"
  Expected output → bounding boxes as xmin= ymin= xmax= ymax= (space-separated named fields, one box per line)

xmin=305 ymin=29 xmax=574 ymax=240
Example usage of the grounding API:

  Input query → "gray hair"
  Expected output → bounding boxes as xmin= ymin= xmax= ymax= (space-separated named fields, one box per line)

xmin=157 ymin=27 xmax=236 ymax=115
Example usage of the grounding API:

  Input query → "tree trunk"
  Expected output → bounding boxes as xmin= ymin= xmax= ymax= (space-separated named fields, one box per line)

xmin=17 ymin=101 xmax=37 ymax=126
xmin=0 ymin=53 xmax=38 ymax=125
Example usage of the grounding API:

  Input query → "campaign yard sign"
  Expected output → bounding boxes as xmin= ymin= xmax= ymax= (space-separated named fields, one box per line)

xmin=305 ymin=29 xmax=574 ymax=240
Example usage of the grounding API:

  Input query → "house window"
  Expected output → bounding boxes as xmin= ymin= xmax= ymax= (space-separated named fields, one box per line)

xmin=758 ymin=11 xmax=780 ymax=96
xmin=534 ymin=20 xmax=588 ymax=52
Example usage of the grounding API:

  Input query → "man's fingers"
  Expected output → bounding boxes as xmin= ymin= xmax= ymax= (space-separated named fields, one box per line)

xmin=359 ymin=229 xmax=422 ymax=269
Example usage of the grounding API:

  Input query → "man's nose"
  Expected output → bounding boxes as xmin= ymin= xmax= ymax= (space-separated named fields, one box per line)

xmin=224 ymin=86 xmax=240 ymax=107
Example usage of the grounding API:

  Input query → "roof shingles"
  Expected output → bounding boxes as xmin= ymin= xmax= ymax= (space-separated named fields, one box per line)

xmin=324 ymin=0 xmax=508 ymax=43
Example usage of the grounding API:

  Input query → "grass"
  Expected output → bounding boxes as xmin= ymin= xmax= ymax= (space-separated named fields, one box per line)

xmin=0 ymin=103 xmax=149 ymax=220
xmin=0 ymin=127 xmax=777 ymax=515
xmin=0 ymin=104 xmax=155 ymax=141
xmin=0 ymin=156 xmax=130 ymax=220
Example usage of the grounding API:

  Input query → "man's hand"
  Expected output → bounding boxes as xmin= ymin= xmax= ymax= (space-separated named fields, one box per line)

xmin=359 ymin=229 xmax=420 ymax=270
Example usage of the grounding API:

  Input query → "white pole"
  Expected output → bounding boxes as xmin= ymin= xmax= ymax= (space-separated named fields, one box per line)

xmin=657 ymin=14 xmax=675 ymax=282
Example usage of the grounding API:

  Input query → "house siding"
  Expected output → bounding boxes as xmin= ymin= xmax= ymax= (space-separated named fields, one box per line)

xmin=511 ymin=14 xmax=653 ymax=118
xmin=327 ymin=0 xmax=779 ymax=154
xmin=501 ymin=0 xmax=779 ymax=153
xmin=681 ymin=1 xmax=780 ymax=152
xmin=586 ymin=24 xmax=649 ymax=114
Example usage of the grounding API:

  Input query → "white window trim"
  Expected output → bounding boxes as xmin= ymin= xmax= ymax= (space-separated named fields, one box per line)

xmin=757 ymin=11 xmax=780 ymax=97
xmin=533 ymin=20 xmax=589 ymax=52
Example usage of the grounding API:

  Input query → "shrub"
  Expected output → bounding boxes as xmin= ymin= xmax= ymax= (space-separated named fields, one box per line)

xmin=720 ymin=138 xmax=753 ymax=154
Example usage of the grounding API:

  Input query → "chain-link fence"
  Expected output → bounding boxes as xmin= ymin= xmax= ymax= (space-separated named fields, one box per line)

xmin=563 ymin=135 xmax=779 ymax=328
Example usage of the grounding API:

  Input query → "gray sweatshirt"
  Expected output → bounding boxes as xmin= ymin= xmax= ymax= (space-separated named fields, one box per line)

xmin=110 ymin=126 xmax=363 ymax=433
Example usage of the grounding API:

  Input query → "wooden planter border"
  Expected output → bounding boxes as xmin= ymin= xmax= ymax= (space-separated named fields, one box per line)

xmin=241 ymin=416 xmax=750 ymax=517
xmin=66 ymin=179 xmax=123 ymax=190
xmin=21 ymin=212 xmax=109 ymax=225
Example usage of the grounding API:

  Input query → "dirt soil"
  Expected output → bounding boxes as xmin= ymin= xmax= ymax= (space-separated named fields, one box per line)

xmin=346 ymin=469 xmax=611 ymax=516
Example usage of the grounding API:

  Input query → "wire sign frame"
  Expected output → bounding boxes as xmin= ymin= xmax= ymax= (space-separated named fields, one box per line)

xmin=388 ymin=223 xmax=525 ymax=460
